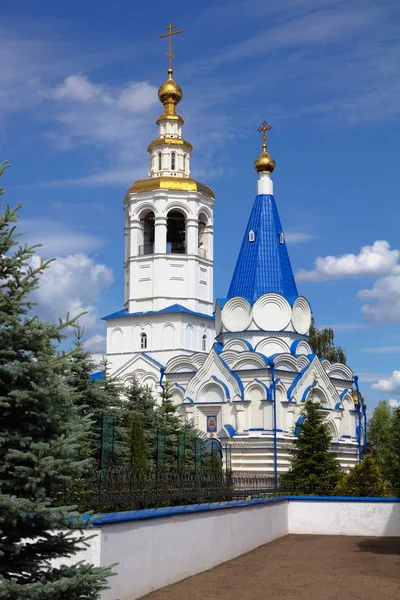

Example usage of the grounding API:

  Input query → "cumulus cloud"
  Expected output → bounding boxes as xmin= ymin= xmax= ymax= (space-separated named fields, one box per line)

xmin=388 ymin=399 xmax=400 ymax=409
xmin=358 ymin=273 xmax=400 ymax=324
xmin=297 ymin=241 xmax=399 ymax=281
xmin=19 ymin=218 xmax=104 ymax=257
xmin=85 ymin=334 xmax=106 ymax=353
xmin=372 ymin=370 xmax=400 ymax=394
xmin=30 ymin=253 xmax=113 ymax=329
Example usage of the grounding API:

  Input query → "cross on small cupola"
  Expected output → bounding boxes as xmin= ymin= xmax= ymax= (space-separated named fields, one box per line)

xmin=258 ymin=121 xmax=272 ymax=152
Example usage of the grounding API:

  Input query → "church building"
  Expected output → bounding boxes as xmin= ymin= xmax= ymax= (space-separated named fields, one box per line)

xmin=100 ymin=26 xmax=362 ymax=473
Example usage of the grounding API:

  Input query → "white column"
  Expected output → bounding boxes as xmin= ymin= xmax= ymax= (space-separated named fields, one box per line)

xmin=186 ymin=217 xmax=198 ymax=255
xmin=236 ymin=405 xmax=245 ymax=434
xmin=186 ymin=406 xmax=194 ymax=424
xmin=154 ymin=216 xmax=167 ymax=253
xmin=130 ymin=221 xmax=142 ymax=257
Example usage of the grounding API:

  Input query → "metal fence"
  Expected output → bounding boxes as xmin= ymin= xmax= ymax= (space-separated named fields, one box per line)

xmin=54 ymin=469 xmax=283 ymax=513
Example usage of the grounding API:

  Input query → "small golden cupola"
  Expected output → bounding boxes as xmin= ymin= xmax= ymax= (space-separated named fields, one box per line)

xmin=128 ymin=22 xmax=214 ymax=198
xmin=254 ymin=121 xmax=276 ymax=174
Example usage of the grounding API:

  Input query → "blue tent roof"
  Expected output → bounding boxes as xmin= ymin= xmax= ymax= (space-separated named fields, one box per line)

xmin=102 ymin=303 xmax=214 ymax=321
xmin=227 ymin=194 xmax=298 ymax=303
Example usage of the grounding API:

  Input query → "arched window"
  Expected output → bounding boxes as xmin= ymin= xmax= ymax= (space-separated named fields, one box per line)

xmin=140 ymin=332 xmax=147 ymax=350
xmin=139 ymin=210 xmax=155 ymax=255
xmin=171 ymin=152 xmax=176 ymax=171
xmin=158 ymin=152 xmax=162 ymax=171
xmin=167 ymin=209 xmax=186 ymax=254
xmin=202 ymin=334 xmax=207 ymax=351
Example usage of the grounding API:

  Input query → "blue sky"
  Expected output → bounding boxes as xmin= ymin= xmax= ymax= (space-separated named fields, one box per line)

xmin=1 ymin=0 xmax=400 ymax=408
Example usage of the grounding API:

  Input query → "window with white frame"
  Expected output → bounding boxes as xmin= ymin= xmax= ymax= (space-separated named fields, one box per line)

xmin=140 ymin=332 xmax=148 ymax=350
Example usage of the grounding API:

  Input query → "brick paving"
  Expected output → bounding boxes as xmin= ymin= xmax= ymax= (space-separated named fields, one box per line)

xmin=141 ymin=535 xmax=400 ymax=600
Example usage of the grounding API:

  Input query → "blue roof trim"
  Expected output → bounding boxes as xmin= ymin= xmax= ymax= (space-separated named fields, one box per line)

xmin=90 ymin=370 xmax=105 ymax=381
xmin=172 ymin=382 xmax=186 ymax=393
xmin=340 ymin=388 xmax=350 ymax=400
xmin=211 ymin=375 xmax=231 ymax=399
xmin=214 ymin=342 xmax=224 ymax=354
xmin=87 ymin=496 xmax=400 ymax=526
xmin=102 ymin=303 xmax=214 ymax=321
xmin=267 ymin=377 xmax=281 ymax=401
xmin=183 ymin=396 xmax=194 ymax=404
xmin=255 ymin=378 xmax=269 ymax=395
xmin=227 ymin=194 xmax=298 ymax=303
xmin=140 ymin=352 xmax=165 ymax=369
xmin=287 ymin=361 xmax=313 ymax=401
xmin=335 ymin=401 xmax=344 ymax=410
xmin=218 ymin=355 xmax=245 ymax=399
xmin=301 ymin=381 xmax=319 ymax=401
xmin=222 ymin=424 xmax=236 ymax=437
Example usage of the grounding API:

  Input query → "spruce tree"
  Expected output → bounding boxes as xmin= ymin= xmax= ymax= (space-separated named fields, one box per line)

xmin=335 ymin=454 xmax=390 ymax=497
xmin=122 ymin=376 xmax=157 ymax=468
xmin=283 ymin=393 xmax=342 ymax=495
xmin=68 ymin=329 xmax=115 ymax=464
xmin=0 ymin=163 xmax=112 ymax=598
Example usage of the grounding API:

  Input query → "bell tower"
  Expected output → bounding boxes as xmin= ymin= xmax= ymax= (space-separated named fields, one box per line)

xmin=105 ymin=24 xmax=215 ymax=367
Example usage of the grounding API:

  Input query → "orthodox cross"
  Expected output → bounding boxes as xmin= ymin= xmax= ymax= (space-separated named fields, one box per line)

xmin=258 ymin=121 xmax=272 ymax=150
xmin=158 ymin=22 xmax=184 ymax=73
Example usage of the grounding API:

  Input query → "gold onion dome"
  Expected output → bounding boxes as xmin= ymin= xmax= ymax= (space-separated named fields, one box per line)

xmin=254 ymin=121 xmax=275 ymax=174
xmin=254 ymin=148 xmax=275 ymax=174
xmin=158 ymin=70 xmax=183 ymax=105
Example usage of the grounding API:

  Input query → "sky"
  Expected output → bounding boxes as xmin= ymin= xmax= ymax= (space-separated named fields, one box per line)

xmin=1 ymin=0 xmax=400 ymax=410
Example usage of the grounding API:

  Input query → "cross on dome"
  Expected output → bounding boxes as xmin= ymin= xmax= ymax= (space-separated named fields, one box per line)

xmin=158 ymin=22 xmax=184 ymax=76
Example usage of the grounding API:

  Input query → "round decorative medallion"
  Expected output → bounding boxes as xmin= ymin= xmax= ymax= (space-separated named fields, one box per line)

xmin=252 ymin=293 xmax=291 ymax=331
xmin=292 ymin=296 xmax=312 ymax=335
xmin=221 ymin=297 xmax=252 ymax=332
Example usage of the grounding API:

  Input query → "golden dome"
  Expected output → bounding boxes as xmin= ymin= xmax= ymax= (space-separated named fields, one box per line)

xmin=158 ymin=71 xmax=183 ymax=105
xmin=254 ymin=149 xmax=275 ymax=174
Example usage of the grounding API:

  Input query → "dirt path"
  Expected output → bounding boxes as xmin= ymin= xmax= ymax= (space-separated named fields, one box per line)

xmin=141 ymin=535 xmax=400 ymax=600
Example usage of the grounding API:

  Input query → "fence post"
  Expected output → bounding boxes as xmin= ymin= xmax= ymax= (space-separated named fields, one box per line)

xmin=178 ymin=429 xmax=185 ymax=472
xmin=100 ymin=413 xmax=115 ymax=470
xmin=157 ymin=429 xmax=166 ymax=472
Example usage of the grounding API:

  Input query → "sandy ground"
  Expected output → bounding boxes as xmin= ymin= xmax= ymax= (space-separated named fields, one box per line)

xmin=140 ymin=535 xmax=400 ymax=600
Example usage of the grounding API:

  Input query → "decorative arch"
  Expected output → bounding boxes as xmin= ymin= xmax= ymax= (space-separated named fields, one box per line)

xmin=111 ymin=327 xmax=123 ymax=353
xmin=166 ymin=355 xmax=197 ymax=373
xmin=133 ymin=202 xmax=158 ymax=219
xmin=163 ymin=323 xmax=175 ymax=350
xmin=185 ymin=324 xmax=194 ymax=350
xmin=223 ymin=338 xmax=253 ymax=352
xmin=255 ymin=337 xmax=290 ymax=356
xmin=231 ymin=352 xmax=268 ymax=370
xmin=198 ymin=381 xmax=226 ymax=403
xmin=273 ymin=354 xmax=298 ymax=372
xmin=219 ymin=350 xmax=240 ymax=367
xmin=328 ymin=363 xmax=354 ymax=381
xmin=326 ymin=419 xmax=339 ymax=442
xmin=165 ymin=200 xmax=192 ymax=218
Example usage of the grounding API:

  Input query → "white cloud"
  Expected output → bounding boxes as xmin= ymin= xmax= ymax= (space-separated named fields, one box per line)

xmin=323 ymin=322 xmax=367 ymax=332
xmin=52 ymin=74 xmax=102 ymax=101
xmin=297 ymin=241 xmax=399 ymax=281
xmin=19 ymin=219 xmax=104 ymax=257
xmin=356 ymin=372 xmax=391 ymax=383
xmin=372 ymin=370 xmax=400 ymax=394
xmin=388 ymin=399 xmax=400 ymax=409
xmin=358 ymin=273 xmax=400 ymax=324
xmin=85 ymin=334 xmax=106 ymax=353
xmin=30 ymin=253 xmax=114 ymax=329
xmin=285 ymin=232 xmax=318 ymax=244
xmin=362 ymin=345 xmax=400 ymax=354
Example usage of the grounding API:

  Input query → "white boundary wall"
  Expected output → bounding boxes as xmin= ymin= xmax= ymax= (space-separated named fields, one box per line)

xmin=288 ymin=500 xmax=400 ymax=537
xmin=100 ymin=501 xmax=288 ymax=600
xmin=58 ymin=498 xmax=400 ymax=600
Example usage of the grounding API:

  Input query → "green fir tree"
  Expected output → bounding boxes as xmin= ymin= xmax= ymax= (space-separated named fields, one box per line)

xmin=386 ymin=407 xmax=400 ymax=496
xmin=68 ymin=329 xmax=112 ymax=464
xmin=283 ymin=386 xmax=342 ymax=495
xmin=0 ymin=162 xmax=112 ymax=598
xmin=335 ymin=454 xmax=390 ymax=497
xmin=122 ymin=376 xmax=157 ymax=468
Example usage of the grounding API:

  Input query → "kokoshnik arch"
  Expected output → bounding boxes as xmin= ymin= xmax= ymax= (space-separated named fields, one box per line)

xmin=98 ymin=23 xmax=363 ymax=473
